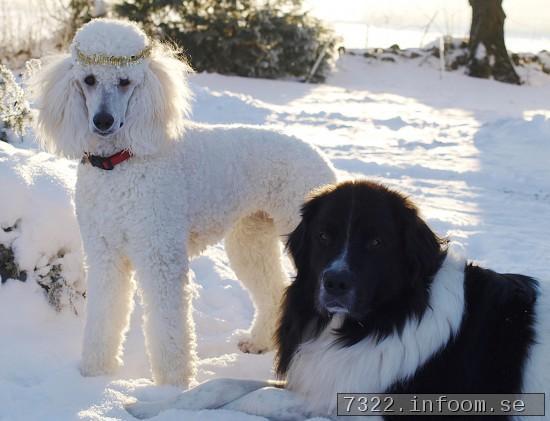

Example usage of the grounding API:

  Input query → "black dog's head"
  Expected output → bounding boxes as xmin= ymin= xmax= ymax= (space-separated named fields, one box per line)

xmin=288 ymin=180 xmax=445 ymax=319
xmin=276 ymin=180 xmax=446 ymax=376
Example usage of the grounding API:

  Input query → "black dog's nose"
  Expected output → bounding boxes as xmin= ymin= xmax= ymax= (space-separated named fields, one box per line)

xmin=323 ymin=270 xmax=353 ymax=297
xmin=93 ymin=112 xmax=114 ymax=131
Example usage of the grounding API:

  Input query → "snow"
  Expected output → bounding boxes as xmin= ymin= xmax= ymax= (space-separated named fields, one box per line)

xmin=306 ymin=0 xmax=550 ymax=52
xmin=0 ymin=144 xmax=85 ymax=312
xmin=1 ymin=54 xmax=550 ymax=420
xmin=474 ymin=43 xmax=487 ymax=60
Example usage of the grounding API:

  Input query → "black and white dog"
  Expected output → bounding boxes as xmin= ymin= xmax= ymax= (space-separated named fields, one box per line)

xmin=127 ymin=180 xmax=549 ymax=420
xmin=276 ymin=180 xmax=549 ymax=419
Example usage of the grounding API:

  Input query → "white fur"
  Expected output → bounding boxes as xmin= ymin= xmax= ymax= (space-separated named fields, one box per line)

xmin=319 ymin=209 xmax=353 ymax=313
xmin=125 ymin=378 xmax=313 ymax=420
xmin=517 ymin=279 xmax=550 ymax=421
xmin=27 ymin=19 xmax=191 ymax=159
xmin=324 ymin=235 xmax=350 ymax=272
xmin=324 ymin=197 xmax=353 ymax=273
xmin=29 ymin=19 xmax=336 ymax=387
xmin=127 ymin=245 xmax=464 ymax=419
xmin=125 ymin=378 xmax=273 ymax=419
xmin=71 ymin=19 xmax=149 ymax=58
xmin=286 ymin=245 xmax=466 ymax=416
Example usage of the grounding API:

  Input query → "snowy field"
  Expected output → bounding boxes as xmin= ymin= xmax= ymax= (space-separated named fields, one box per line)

xmin=1 ymin=54 xmax=550 ymax=420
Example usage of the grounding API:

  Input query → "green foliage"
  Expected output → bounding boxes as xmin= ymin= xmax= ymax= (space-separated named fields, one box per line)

xmin=63 ymin=0 xmax=96 ymax=44
xmin=0 ymin=65 xmax=31 ymax=143
xmin=115 ymin=0 xmax=338 ymax=82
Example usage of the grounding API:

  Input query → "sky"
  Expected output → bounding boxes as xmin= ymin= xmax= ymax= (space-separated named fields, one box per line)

xmin=304 ymin=0 xmax=550 ymax=52
xmin=4 ymin=0 xmax=550 ymax=53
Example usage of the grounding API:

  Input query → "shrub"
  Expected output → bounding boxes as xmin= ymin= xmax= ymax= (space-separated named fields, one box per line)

xmin=0 ymin=149 xmax=86 ymax=314
xmin=115 ymin=0 xmax=338 ymax=82
xmin=0 ymin=65 xmax=31 ymax=143
xmin=0 ymin=243 xmax=26 ymax=283
xmin=61 ymin=0 xmax=96 ymax=45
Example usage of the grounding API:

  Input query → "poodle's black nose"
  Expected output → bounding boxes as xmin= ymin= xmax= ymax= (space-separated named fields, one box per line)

xmin=93 ymin=112 xmax=114 ymax=132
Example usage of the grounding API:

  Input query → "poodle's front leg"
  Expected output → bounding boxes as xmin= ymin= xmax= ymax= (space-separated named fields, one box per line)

xmin=80 ymin=249 xmax=134 ymax=377
xmin=130 ymin=237 xmax=197 ymax=387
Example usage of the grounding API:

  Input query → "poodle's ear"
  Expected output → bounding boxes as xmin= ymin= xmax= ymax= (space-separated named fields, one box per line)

xmin=402 ymin=203 xmax=445 ymax=285
xmin=123 ymin=44 xmax=193 ymax=156
xmin=27 ymin=55 xmax=89 ymax=158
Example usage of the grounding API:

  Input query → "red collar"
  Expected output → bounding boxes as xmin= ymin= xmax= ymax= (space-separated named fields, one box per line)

xmin=81 ymin=150 xmax=133 ymax=170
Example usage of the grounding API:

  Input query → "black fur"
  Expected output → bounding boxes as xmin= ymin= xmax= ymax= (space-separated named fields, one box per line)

xmin=275 ymin=180 xmax=539 ymax=419
xmin=386 ymin=266 xmax=538 ymax=420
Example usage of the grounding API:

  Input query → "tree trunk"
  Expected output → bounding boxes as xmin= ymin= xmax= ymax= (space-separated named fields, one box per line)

xmin=467 ymin=0 xmax=520 ymax=84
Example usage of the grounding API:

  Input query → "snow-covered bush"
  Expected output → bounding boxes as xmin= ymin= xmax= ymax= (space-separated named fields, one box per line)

xmin=0 ymin=143 xmax=85 ymax=314
xmin=359 ymin=41 xmax=550 ymax=85
xmin=511 ymin=50 xmax=550 ymax=75
xmin=114 ymin=0 xmax=338 ymax=82
xmin=0 ymin=65 xmax=31 ymax=143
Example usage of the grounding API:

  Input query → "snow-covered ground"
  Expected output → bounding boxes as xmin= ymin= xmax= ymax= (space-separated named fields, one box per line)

xmin=1 ymin=55 xmax=550 ymax=420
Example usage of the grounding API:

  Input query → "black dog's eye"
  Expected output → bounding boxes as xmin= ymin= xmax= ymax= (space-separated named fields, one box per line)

xmin=119 ymin=78 xmax=130 ymax=87
xmin=319 ymin=231 xmax=330 ymax=244
xmin=367 ymin=238 xmax=382 ymax=249
xmin=84 ymin=75 xmax=96 ymax=86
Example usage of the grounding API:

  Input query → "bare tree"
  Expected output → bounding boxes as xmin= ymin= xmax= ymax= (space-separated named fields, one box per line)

xmin=467 ymin=0 xmax=520 ymax=84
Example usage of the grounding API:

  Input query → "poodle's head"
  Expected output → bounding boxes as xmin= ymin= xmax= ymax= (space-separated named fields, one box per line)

xmin=28 ymin=19 xmax=192 ymax=158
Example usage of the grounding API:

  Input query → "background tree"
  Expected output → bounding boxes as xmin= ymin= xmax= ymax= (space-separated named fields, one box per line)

xmin=467 ymin=0 xmax=520 ymax=84
xmin=115 ymin=0 xmax=338 ymax=82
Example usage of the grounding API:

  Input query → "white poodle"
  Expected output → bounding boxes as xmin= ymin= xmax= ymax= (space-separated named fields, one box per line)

xmin=28 ymin=18 xmax=336 ymax=386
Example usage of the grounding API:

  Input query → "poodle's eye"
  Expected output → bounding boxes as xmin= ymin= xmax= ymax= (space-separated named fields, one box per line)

xmin=84 ymin=75 xmax=96 ymax=86
xmin=119 ymin=78 xmax=130 ymax=87
xmin=366 ymin=238 xmax=382 ymax=249
xmin=319 ymin=231 xmax=331 ymax=245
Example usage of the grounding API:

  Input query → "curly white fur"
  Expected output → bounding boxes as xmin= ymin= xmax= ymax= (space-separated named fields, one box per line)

xmin=28 ymin=18 xmax=336 ymax=387
xmin=28 ymin=22 xmax=190 ymax=159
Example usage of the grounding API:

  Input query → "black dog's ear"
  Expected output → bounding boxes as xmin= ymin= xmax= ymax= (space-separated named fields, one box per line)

xmin=286 ymin=184 xmax=337 ymax=269
xmin=275 ymin=283 xmax=307 ymax=377
xmin=277 ymin=197 xmax=324 ymax=378
xmin=286 ymin=218 xmax=308 ymax=271
xmin=403 ymin=205 xmax=445 ymax=285
xmin=286 ymin=188 xmax=329 ymax=270
xmin=277 ymin=218 xmax=310 ymax=378
xmin=286 ymin=191 xmax=324 ymax=273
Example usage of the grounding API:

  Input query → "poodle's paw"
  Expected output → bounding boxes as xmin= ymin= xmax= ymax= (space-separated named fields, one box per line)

xmin=124 ymin=400 xmax=164 ymax=420
xmin=235 ymin=331 xmax=273 ymax=354
xmin=238 ymin=337 xmax=270 ymax=354
xmin=79 ymin=356 xmax=119 ymax=377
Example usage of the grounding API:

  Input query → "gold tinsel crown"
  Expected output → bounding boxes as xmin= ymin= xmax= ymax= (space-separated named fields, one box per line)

xmin=74 ymin=43 xmax=152 ymax=66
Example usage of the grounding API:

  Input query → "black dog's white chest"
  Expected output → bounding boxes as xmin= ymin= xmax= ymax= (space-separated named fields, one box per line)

xmin=286 ymin=250 xmax=467 ymax=415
